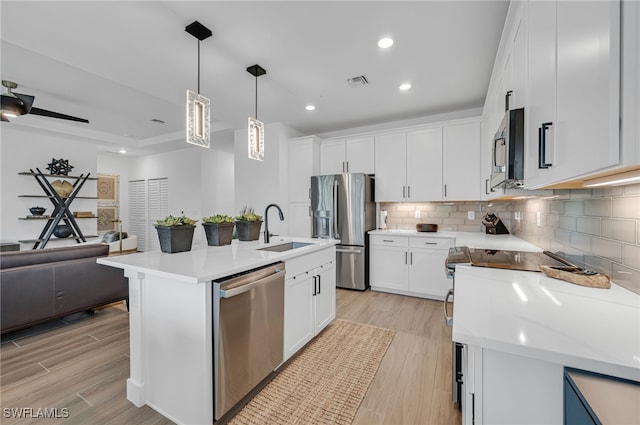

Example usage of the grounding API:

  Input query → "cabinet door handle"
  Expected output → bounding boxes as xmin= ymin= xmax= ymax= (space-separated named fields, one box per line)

xmin=312 ymin=275 xmax=317 ymax=296
xmin=407 ymin=186 xmax=411 ymax=198
xmin=424 ymin=242 xmax=438 ymax=245
xmin=538 ymin=122 xmax=553 ymax=169
xmin=405 ymin=252 xmax=408 ymax=264
xmin=317 ymin=274 xmax=321 ymax=294
xmin=402 ymin=186 xmax=406 ymax=198
xmin=485 ymin=178 xmax=495 ymax=194
xmin=410 ymin=252 xmax=413 ymax=265
xmin=444 ymin=184 xmax=447 ymax=198
xmin=505 ymin=90 xmax=513 ymax=111
xmin=345 ymin=161 xmax=349 ymax=172
xmin=382 ymin=239 xmax=394 ymax=243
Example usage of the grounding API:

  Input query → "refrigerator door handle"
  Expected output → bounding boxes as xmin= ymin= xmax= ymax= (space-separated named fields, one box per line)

xmin=336 ymin=248 xmax=363 ymax=254
xmin=332 ymin=179 xmax=339 ymax=238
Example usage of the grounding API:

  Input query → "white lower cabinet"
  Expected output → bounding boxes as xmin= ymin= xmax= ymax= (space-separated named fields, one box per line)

xmin=370 ymin=235 xmax=454 ymax=300
xmin=461 ymin=345 xmax=563 ymax=425
xmin=283 ymin=248 xmax=336 ymax=361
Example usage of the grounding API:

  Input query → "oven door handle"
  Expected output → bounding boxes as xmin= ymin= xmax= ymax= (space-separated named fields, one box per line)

xmin=444 ymin=289 xmax=454 ymax=327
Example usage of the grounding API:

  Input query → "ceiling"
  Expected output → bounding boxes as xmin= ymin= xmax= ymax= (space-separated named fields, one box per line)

xmin=1 ymin=1 xmax=509 ymax=156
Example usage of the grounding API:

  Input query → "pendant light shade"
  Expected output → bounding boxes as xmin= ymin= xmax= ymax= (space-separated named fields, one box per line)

xmin=247 ymin=64 xmax=266 ymax=161
xmin=185 ymin=21 xmax=212 ymax=148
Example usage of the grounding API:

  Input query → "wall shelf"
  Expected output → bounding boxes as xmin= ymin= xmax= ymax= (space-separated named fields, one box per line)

xmin=18 ymin=171 xmax=98 ymax=180
xmin=18 ymin=235 xmax=99 ymax=244
xmin=18 ymin=168 xmax=96 ymax=249
xmin=18 ymin=195 xmax=98 ymax=199
xmin=19 ymin=216 xmax=97 ymax=220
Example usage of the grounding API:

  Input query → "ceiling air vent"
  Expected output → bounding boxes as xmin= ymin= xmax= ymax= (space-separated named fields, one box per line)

xmin=346 ymin=75 xmax=369 ymax=88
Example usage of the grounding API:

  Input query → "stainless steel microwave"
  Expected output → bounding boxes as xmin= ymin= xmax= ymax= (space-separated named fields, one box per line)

xmin=490 ymin=108 xmax=525 ymax=189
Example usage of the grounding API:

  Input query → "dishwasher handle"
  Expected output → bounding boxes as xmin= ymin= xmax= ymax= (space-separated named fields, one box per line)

xmin=444 ymin=289 xmax=454 ymax=327
xmin=219 ymin=264 xmax=285 ymax=298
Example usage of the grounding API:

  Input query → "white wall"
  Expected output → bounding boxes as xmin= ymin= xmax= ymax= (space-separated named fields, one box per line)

xmin=0 ymin=124 xmax=98 ymax=248
xmin=234 ymin=122 xmax=298 ymax=237
xmin=200 ymin=147 xmax=235 ymax=217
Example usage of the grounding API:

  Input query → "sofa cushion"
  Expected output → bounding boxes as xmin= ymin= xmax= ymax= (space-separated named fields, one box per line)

xmin=1 ymin=266 xmax=56 ymax=332
xmin=0 ymin=244 xmax=109 ymax=270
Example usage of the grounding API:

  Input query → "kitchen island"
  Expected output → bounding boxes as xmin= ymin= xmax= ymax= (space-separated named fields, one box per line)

xmin=453 ymin=264 xmax=640 ymax=424
xmin=98 ymin=237 xmax=338 ymax=425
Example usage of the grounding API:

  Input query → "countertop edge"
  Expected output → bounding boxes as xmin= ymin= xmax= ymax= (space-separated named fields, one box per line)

xmin=97 ymin=238 xmax=339 ymax=284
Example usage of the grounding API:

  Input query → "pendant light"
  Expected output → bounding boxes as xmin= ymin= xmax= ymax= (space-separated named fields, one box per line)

xmin=247 ymin=64 xmax=266 ymax=161
xmin=185 ymin=21 xmax=212 ymax=148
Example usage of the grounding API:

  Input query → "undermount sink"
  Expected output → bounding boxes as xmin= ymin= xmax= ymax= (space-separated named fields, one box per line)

xmin=257 ymin=241 xmax=313 ymax=252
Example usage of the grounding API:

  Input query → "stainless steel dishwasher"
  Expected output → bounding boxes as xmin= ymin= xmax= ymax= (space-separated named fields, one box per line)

xmin=212 ymin=262 xmax=285 ymax=421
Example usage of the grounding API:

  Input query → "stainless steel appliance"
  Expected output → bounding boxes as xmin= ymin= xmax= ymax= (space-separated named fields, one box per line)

xmin=491 ymin=107 xmax=525 ymax=189
xmin=213 ymin=262 xmax=285 ymax=420
xmin=444 ymin=247 xmax=575 ymax=406
xmin=481 ymin=212 xmax=510 ymax=235
xmin=311 ymin=173 xmax=375 ymax=290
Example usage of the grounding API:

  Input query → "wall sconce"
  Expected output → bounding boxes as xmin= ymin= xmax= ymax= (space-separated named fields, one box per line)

xmin=247 ymin=64 xmax=266 ymax=161
xmin=185 ymin=21 xmax=212 ymax=148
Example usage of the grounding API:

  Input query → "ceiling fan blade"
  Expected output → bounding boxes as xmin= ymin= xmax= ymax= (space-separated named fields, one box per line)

xmin=29 ymin=107 xmax=89 ymax=123
xmin=14 ymin=92 xmax=35 ymax=113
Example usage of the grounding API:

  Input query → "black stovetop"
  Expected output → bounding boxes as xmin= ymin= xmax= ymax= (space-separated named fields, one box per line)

xmin=446 ymin=246 xmax=575 ymax=273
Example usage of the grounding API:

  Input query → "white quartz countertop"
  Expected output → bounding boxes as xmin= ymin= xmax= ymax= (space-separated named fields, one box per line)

xmin=97 ymin=237 xmax=338 ymax=284
xmin=369 ymin=230 xmax=542 ymax=251
xmin=452 ymin=265 xmax=640 ymax=381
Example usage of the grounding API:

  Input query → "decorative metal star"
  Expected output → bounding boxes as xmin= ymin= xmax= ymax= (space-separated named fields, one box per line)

xmin=46 ymin=158 xmax=74 ymax=175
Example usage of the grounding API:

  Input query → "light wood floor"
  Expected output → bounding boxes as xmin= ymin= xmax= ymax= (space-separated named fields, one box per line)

xmin=1 ymin=290 xmax=460 ymax=424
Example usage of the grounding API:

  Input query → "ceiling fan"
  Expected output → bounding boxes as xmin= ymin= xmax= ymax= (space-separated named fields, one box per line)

xmin=1 ymin=80 xmax=89 ymax=123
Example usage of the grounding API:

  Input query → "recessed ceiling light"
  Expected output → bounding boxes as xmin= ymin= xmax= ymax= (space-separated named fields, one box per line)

xmin=399 ymin=83 xmax=412 ymax=91
xmin=119 ymin=149 xmax=127 ymax=154
xmin=378 ymin=37 xmax=394 ymax=49
xmin=305 ymin=105 xmax=316 ymax=111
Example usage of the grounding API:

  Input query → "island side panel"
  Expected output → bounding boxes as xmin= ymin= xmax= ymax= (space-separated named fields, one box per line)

xmin=125 ymin=270 xmax=146 ymax=407
xmin=131 ymin=271 xmax=214 ymax=425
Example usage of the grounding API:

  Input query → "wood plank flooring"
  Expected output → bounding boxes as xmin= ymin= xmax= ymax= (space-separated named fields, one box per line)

xmin=1 ymin=290 xmax=461 ymax=424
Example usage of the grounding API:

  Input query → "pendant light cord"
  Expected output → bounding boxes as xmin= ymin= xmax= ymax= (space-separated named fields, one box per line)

xmin=197 ymin=40 xmax=201 ymax=94
xmin=255 ymin=76 xmax=258 ymax=120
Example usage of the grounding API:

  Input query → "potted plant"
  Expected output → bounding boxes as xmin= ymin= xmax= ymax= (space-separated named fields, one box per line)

xmin=202 ymin=214 xmax=235 ymax=246
xmin=155 ymin=213 xmax=198 ymax=253
xmin=234 ymin=206 xmax=263 ymax=241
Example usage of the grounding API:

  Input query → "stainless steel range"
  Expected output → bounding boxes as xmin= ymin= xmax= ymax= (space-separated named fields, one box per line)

xmin=443 ymin=246 xmax=575 ymax=406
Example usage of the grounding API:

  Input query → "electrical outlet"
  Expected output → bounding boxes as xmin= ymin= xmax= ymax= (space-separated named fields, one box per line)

xmin=414 ymin=210 xmax=421 ymax=219
xmin=467 ymin=211 xmax=475 ymax=220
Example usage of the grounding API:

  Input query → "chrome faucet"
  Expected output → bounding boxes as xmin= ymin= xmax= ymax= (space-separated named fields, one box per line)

xmin=263 ymin=203 xmax=285 ymax=243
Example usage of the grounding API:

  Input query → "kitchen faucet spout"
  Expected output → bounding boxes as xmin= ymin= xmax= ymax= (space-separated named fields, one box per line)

xmin=264 ymin=203 xmax=285 ymax=243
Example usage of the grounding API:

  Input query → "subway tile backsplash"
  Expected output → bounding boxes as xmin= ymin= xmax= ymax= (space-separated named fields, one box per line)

xmin=510 ymin=184 xmax=640 ymax=295
xmin=381 ymin=183 xmax=640 ymax=295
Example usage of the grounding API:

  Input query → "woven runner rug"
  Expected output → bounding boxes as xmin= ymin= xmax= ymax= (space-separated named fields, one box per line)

xmin=229 ymin=319 xmax=395 ymax=425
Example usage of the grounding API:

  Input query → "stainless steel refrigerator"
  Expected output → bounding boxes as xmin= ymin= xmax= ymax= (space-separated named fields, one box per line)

xmin=310 ymin=173 xmax=375 ymax=290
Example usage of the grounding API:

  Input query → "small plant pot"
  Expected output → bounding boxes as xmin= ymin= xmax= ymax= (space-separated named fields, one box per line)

xmin=235 ymin=220 xmax=263 ymax=241
xmin=202 ymin=222 xmax=234 ymax=246
xmin=155 ymin=225 xmax=195 ymax=253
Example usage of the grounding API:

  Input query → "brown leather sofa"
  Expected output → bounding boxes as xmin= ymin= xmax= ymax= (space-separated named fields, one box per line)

xmin=0 ymin=244 xmax=128 ymax=334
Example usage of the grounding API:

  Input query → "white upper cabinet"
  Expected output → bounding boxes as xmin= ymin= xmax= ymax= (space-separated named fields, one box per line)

xmin=289 ymin=137 xmax=320 ymax=203
xmin=525 ymin=0 xmax=556 ymax=187
xmin=443 ymin=122 xmax=481 ymax=201
xmin=374 ymin=129 xmax=444 ymax=202
xmin=374 ymin=133 xmax=407 ymax=202
xmin=525 ymin=0 xmax=621 ymax=188
xmin=320 ymin=137 xmax=374 ymax=175
xmin=407 ymin=128 xmax=443 ymax=201
xmin=345 ymin=137 xmax=375 ymax=174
